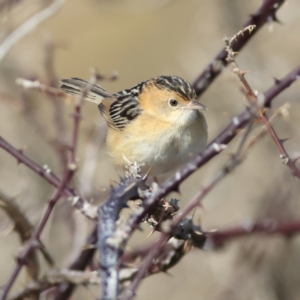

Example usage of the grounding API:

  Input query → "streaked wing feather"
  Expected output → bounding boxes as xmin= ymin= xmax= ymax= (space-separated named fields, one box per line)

xmin=60 ymin=78 xmax=112 ymax=104
xmin=99 ymin=96 xmax=141 ymax=131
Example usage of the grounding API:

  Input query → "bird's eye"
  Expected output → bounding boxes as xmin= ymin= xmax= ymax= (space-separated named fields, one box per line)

xmin=169 ymin=99 xmax=178 ymax=107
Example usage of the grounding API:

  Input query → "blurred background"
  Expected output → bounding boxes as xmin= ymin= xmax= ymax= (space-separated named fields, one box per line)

xmin=1 ymin=0 xmax=300 ymax=299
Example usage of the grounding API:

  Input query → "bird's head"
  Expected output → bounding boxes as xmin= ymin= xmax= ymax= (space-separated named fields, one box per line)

xmin=139 ymin=75 xmax=208 ymax=126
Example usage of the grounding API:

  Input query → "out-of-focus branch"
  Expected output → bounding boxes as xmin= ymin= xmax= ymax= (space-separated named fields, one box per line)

xmin=0 ymin=136 xmax=98 ymax=220
xmin=0 ymin=0 xmax=65 ymax=62
xmin=192 ymin=0 xmax=285 ymax=96
xmin=53 ymin=227 xmax=98 ymax=300
xmin=0 ymin=0 xmax=22 ymax=13
xmin=44 ymin=41 xmax=69 ymax=167
xmin=206 ymin=219 xmax=300 ymax=248
xmin=80 ymin=122 xmax=106 ymax=196
xmin=9 ymin=266 xmax=139 ymax=300
xmin=9 ymin=220 xmax=300 ymax=300
xmin=0 ymin=190 xmax=40 ymax=282
xmin=8 ymin=269 xmax=100 ymax=300
xmin=0 ymin=191 xmax=33 ymax=242
xmin=15 ymin=79 xmax=68 ymax=98
xmin=1 ymin=74 xmax=97 ymax=300
xmin=1 ymin=169 xmax=75 ymax=300
xmin=0 ymin=190 xmax=55 ymax=267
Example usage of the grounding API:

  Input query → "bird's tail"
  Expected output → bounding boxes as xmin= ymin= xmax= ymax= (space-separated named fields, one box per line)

xmin=60 ymin=77 xmax=112 ymax=104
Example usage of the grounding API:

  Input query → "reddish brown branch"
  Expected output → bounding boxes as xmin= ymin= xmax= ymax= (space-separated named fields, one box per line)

xmin=206 ymin=219 xmax=300 ymax=248
xmin=1 ymin=74 xmax=97 ymax=300
xmin=192 ymin=0 xmax=285 ymax=96
xmin=260 ymin=111 xmax=300 ymax=178
xmin=0 ymin=137 xmax=98 ymax=219
xmin=53 ymin=227 xmax=98 ymax=300
xmin=1 ymin=170 xmax=74 ymax=300
xmin=44 ymin=41 xmax=69 ymax=168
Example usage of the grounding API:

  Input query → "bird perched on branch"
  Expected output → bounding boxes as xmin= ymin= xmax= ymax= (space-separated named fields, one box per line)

xmin=60 ymin=75 xmax=208 ymax=175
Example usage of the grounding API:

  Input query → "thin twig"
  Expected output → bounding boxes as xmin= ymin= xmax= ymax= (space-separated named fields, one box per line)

xmin=206 ymin=219 xmax=300 ymax=248
xmin=44 ymin=41 xmax=69 ymax=168
xmin=0 ymin=191 xmax=40 ymax=281
xmin=1 ymin=170 xmax=74 ymax=300
xmin=0 ymin=0 xmax=66 ymax=62
xmin=260 ymin=111 xmax=300 ymax=178
xmin=15 ymin=79 xmax=68 ymax=98
xmin=224 ymin=25 xmax=258 ymax=107
xmin=0 ymin=191 xmax=33 ymax=242
xmin=224 ymin=28 xmax=300 ymax=180
xmin=1 ymin=73 xmax=97 ymax=300
xmin=53 ymin=227 xmax=98 ymax=300
xmin=8 ymin=269 xmax=100 ymax=300
xmin=0 ymin=136 xmax=98 ymax=220
xmin=192 ymin=0 xmax=285 ymax=96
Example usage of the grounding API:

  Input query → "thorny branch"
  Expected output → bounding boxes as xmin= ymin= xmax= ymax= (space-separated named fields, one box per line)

xmin=1 ymin=169 xmax=74 ymax=300
xmin=44 ymin=41 xmax=69 ymax=168
xmin=8 ymin=269 xmax=101 ymax=300
xmin=223 ymin=27 xmax=300 ymax=180
xmin=119 ymin=101 xmax=291 ymax=299
xmin=206 ymin=219 xmax=300 ymax=248
xmin=120 ymin=92 xmax=295 ymax=299
xmin=0 ymin=136 xmax=98 ymax=220
xmin=118 ymin=21 xmax=300 ymax=297
xmin=192 ymin=0 xmax=285 ymax=96
xmin=0 ymin=0 xmax=65 ymax=62
xmin=0 ymin=191 xmax=54 ymax=271
xmin=121 ymin=119 xmax=258 ymax=299
xmin=0 ymin=1 xmax=295 ymax=299
xmin=53 ymin=227 xmax=98 ymax=300
xmin=260 ymin=112 xmax=300 ymax=179
xmin=97 ymin=172 xmax=150 ymax=300
xmin=112 ymin=65 xmax=300 ymax=292
xmin=1 ymin=74 xmax=98 ymax=300
xmin=117 ymin=40 xmax=300 ymax=270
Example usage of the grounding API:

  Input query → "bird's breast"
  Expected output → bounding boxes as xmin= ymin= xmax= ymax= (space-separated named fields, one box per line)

xmin=106 ymin=112 xmax=207 ymax=175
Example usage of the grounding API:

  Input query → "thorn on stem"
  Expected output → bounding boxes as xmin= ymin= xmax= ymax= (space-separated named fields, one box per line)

xmin=273 ymin=77 xmax=281 ymax=85
xmin=270 ymin=13 xmax=282 ymax=24
xmin=172 ymin=185 xmax=181 ymax=195
xmin=279 ymin=138 xmax=290 ymax=145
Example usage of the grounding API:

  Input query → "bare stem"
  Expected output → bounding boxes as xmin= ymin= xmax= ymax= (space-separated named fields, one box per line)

xmin=260 ymin=112 xmax=300 ymax=178
xmin=1 ymin=73 xmax=97 ymax=300
xmin=192 ymin=0 xmax=285 ymax=96
xmin=0 ymin=0 xmax=65 ymax=62
xmin=206 ymin=219 xmax=300 ymax=248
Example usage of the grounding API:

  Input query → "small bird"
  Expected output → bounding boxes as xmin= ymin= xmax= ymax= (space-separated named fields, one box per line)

xmin=60 ymin=75 xmax=208 ymax=175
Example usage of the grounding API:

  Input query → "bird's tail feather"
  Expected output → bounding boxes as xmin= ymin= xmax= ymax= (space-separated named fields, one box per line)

xmin=60 ymin=77 xmax=112 ymax=104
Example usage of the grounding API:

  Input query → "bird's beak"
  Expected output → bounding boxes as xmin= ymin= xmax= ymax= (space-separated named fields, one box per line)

xmin=185 ymin=100 xmax=208 ymax=111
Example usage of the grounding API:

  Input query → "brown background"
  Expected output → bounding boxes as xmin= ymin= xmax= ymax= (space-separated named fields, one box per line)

xmin=1 ymin=0 xmax=300 ymax=299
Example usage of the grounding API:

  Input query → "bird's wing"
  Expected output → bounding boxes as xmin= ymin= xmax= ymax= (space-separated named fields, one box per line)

xmin=60 ymin=78 xmax=112 ymax=104
xmin=99 ymin=96 xmax=141 ymax=131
